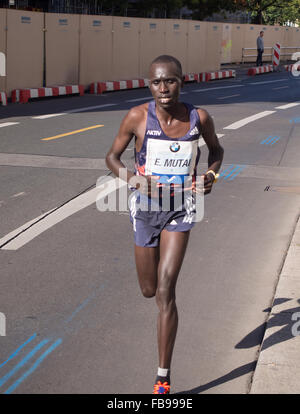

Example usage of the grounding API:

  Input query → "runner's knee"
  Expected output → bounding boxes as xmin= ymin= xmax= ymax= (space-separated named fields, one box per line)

xmin=140 ymin=285 xmax=156 ymax=298
xmin=156 ymin=277 xmax=176 ymax=310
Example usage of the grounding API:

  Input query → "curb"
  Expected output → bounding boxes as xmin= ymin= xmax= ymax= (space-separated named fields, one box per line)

xmin=90 ymin=73 xmax=201 ymax=95
xmin=90 ymin=79 xmax=149 ymax=94
xmin=0 ymin=91 xmax=7 ymax=106
xmin=284 ymin=64 xmax=300 ymax=72
xmin=11 ymin=85 xmax=84 ymax=103
xmin=199 ymin=70 xmax=236 ymax=82
xmin=1 ymin=69 xmax=238 ymax=104
xmin=248 ymin=65 xmax=273 ymax=76
xmin=89 ymin=70 xmax=236 ymax=95
xmin=184 ymin=73 xmax=200 ymax=82
xmin=250 ymin=214 xmax=300 ymax=393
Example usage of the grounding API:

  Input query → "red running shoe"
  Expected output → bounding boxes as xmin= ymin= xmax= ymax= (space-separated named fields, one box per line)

xmin=153 ymin=380 xmax=170 ymax=394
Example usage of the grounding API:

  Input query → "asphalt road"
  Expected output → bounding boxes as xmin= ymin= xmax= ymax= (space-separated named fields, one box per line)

xmin=0 ymin=69 xmax=300 ymax=395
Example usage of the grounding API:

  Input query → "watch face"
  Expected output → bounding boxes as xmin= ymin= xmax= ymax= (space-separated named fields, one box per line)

xmin=170 ymin=142 xmax=180 ymax=153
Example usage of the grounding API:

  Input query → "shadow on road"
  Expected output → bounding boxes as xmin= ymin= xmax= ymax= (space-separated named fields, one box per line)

xmin=176 ymin=297 xmax=300 ymax=394
xmin=236 ymin=297 xmax=300 ymax=352
xmin=175 ymin=361 xmax=257 ymax=394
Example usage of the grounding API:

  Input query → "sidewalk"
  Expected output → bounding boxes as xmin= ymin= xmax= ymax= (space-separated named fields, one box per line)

xmin=250 ymin=214 xmax=300 ymax=393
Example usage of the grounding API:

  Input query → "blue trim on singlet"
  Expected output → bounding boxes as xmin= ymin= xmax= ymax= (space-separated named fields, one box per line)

xmin=134 ymin=100 xmax=202 ymax=175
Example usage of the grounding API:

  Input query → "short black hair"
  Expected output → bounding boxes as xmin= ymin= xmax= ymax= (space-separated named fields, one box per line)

xmin=150 ymin=55 xmax=182 ymax=77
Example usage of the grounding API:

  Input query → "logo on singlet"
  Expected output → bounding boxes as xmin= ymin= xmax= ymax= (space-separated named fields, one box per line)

xmin=147 ymin=130 xmax=162 ymax=136
xmin=169 ymin=142 xmax=180 ymax=153
xmin=190 ymin=126 xmax=199 ymax=136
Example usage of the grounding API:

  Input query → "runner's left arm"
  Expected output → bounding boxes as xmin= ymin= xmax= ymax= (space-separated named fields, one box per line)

xmin=198 ymin=109 xmax=224 ymax=194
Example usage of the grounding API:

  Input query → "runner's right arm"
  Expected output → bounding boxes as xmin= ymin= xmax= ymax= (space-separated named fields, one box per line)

xmin=105 ymin=106 xmax=158 ymax=196
xmin=106 ymin=108 xmax=138 ymax=183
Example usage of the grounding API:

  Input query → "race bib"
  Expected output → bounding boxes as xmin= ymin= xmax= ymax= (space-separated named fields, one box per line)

xmin=145 ymin=138 xmax=199 ymax=184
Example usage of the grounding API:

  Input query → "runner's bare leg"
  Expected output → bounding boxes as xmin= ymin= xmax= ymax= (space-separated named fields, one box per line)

xmin=135 ymin=230 xmax=190 ymax=368
xmin=135 ymin=245 xmax=159 ymax=298
xmin=156 ymin=230 xmax=190 ymax=368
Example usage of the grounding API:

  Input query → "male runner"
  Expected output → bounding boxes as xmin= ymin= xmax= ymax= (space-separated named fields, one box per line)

xmin=106 ymin=55 xmax=224 ymax=394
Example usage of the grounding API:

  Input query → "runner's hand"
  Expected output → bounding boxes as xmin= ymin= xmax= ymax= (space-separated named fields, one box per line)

xmin=137 ymin=175 xmax=160 ymax=197
xmin=202 ymin=173 xmax=214 ymax=195
xmin=188 ymin=174 xmax=214 ymax=195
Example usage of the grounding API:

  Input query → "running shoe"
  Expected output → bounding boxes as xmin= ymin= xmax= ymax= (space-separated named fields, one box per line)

xmin=153 ymin=379 xmax=170 ymax=394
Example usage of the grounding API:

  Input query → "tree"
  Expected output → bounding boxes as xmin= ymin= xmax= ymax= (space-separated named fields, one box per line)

xmin=232 ymin=0 xmax=300 ymax=24
xmin=133 ymin=0 xmax=185 ymax=18
xmin=184 ymin=0 xmax=237 ymax=20
xmin=263 ymin=0 xmax=300 ymax=25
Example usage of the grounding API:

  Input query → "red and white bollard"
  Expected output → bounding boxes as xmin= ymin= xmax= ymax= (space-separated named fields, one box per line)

xmin=272 ymin=43 xmax=281 ymax=71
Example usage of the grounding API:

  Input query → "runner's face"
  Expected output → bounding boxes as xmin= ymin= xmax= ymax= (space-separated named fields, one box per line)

xmin=149 ymin=62 xmax=183 ymax=108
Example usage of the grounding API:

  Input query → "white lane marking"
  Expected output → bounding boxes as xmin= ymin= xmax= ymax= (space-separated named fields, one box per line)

xmin=0 ymin=179 xmax=127 ymax=250
xmin=275 ymin=102 xmax=300 ymax=109
xmin=32 ymin=113 xmax=65 ymax=120
xmin=249 ymin=79 xmax=288 ymax=85
xmin=10 ymin=192 xmax=26 ymax=198
xmin=217 ymin=94 xmax=240 ymax=100
xmin=0 ymin=209 xmax=56 ymax=248
xmin=126 ymin=97 xmax=152 ymax=102
xmin=192 ymin=85 xmax=244 ymax=93
xmin=198 ymin=133 xmax=225 ymax=148
xmin=67 ymin=103 xmax=117 ymax=113
xmin=31 ymin=104 xmax=117 ymax=120
xmin=223 ymin=111 xmax=276 ymax=130
xmin=272 ymin=86 xmax=289 ymax=90
xmin=0 ymin=122 xmax=19 ymax=128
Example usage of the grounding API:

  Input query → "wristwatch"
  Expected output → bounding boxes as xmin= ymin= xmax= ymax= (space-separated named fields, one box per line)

xmin=206 ymin=170 xmax=220 ymax=183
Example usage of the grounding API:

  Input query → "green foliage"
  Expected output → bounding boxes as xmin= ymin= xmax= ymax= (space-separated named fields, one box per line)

xmin=183 ymin=0 xmax=237 ymax=20
xmin=263 ymin=0 xmax=300 ymax=25
xmin=233 ymin=0 xmax=300 ymax=24
xmin=7 ymin=0 xmax=300 ymax=23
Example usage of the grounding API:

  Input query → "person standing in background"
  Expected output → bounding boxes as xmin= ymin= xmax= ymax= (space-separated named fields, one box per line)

xmin=256 ymin=31 xmax=264 ymax=67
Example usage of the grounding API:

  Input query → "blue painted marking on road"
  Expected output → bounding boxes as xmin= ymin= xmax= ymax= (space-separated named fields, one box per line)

xmin=4 ymin=338 xmax=62 ymax=394
xmin=0 ymin=339 xmax=49 ymax=389
xmin=261 ymin=136 xmax=272 ymax=144
xmin=219 ymin=165 xmax=235 ymax=177
xmin=260 ymin=135 xmax=275 ymax=144
xmin=260 ymin=136 xmax=280 ymax=145
xmin=219 ymin=165 xmax=246 ymax=181
xmin=0 ymin=282 xmax=106 ymax=393
xmin=0 ymin=333 xmax=37 ymax=369
xmin=269 ymin=136 xmax=281 ymax=145
xmin=228 ymin=165 xmax=246 ymax=180
xmin=289 ymin=117 xmax=300 ymax=123
xmin=64 ymin=283 xmax=106 ymax=325
xmin=223 ymin=165 xmax=243 ymax=180
xmin=64 ymin=296 xmax=94 ymax=324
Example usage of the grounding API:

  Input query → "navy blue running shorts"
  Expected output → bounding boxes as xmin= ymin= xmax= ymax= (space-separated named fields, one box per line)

xmin=129 ymin=192 xmax=195 ymax=247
